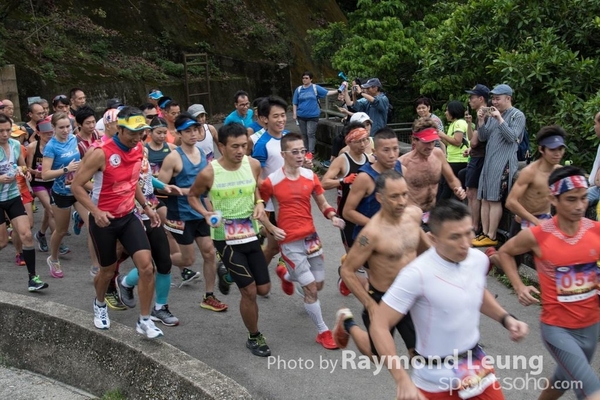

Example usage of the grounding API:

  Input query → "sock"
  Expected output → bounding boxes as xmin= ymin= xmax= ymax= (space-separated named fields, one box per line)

xmin=124 ymin=269 xmax=138 ymax=287
xmin=95 ymin=298 xmax=106 ymax=307
xmin=344 ymin=318 xmax=357 ymax=333
xmin=155 ymin=272 xmax=171 ymax=306
xmin=205 ymin=292 xmax=213 ymax=298
xmin=23 ymin=247 xmax=36 ymax=278
xmin=154 ymin=303 xmax=165 ymax=311
xmin=38 ymin=231 xmax=45 ymax=237
xmin=249 ymin=331 xmax=260 ymax=339
xmin=140 ymin=315 xmax=150 ymax=321
xmin=304 ymin=300 xmax=328 ymax=333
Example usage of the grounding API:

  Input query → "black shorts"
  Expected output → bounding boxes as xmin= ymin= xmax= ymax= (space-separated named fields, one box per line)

xmin=52 ymin=191 xmax=77 ymax=209
xmin=214 ymin=240 xmax=270 ymax=289
xmin=143 ymin=219 xmax=171 ymax=275
xmin=0 ymin=196 xmax=26 ymax=225
xmin=362 ymin=284 xmax=416 ymax=356
xmin=171 ymin=218 xmax=210 ymax=245
xmin=89 ymin=212 xmax=151 ymax=267
xmin=340 ymin=219 xmax=356 ymax=248
xmin=465 ymin=156 xmax=485 ymax=189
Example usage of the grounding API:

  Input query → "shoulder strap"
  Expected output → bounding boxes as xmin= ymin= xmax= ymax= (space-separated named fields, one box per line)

xmin=312 ymin=84 xmax=317 ymax=96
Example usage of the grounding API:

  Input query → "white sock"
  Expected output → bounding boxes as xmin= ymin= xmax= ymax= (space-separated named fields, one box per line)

xmin=155 ymin=303 xmax=164 ymax=311
xmin=121 ymin=276 xmax=132 ymax=288
xmin=304 ymin=300 xmax=328 ymax=333
xmin=140 ymin=315 xmax=150 ymax=321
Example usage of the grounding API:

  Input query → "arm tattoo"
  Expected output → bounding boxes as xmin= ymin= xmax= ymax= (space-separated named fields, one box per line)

xmin=358 ymin=235 xmax=369 ymax=247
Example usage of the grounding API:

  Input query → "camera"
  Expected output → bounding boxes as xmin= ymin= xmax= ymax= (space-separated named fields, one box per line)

xmin=481 ymin=107 xmax=493 ymax=116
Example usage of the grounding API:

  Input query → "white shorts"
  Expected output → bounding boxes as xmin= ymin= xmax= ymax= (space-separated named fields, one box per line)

xmin=280 ymin=235 xmax=325 ymax=287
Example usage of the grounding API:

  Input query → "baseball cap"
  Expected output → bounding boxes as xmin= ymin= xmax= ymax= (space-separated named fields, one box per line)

xmin=350 ymin=112 xmax=372 ymax=124
xmin=10 ymin=127 xmax=26 ymax=138
xmin=158 ymin=96 xmax=172 ymax=109
xmin=37 ymin=116 xmax=54 ymax=133
xmin=465 ymin=84 xmax=490 ymax=99
xmin=148 ymin=90 xmax=163 ymax=100
xmin=413 ymin=127 xmax=439 ymax=143
xmin=103 ymin=109 xmax=119 ymax=126
xmin=490 ymin=84 xmax=513 ymax=96
xmin=175 ymin=117 xmax=200 ymax=132
xmin=539 ymin=135 xmax=565 ymax=149
xmin=361 ymin=78 xmax=382 ymax=89
xmin=188 ymin=104 xmax=207 ymax=118
xmin=117 ymin=114 xmax=151 ymax=131
xmin=106 ymin=98 xmax=124 ymax=109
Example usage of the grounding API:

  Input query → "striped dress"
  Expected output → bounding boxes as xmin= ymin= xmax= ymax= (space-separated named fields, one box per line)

xmin=477 ymin=107 xmax=526 ymax=201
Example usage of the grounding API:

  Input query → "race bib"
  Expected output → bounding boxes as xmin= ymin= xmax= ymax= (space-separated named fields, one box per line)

xmin=224 ymin=218 xmax=257 ymax=245
xmin=304 ymin=233 xmax=323 ymax=258
xmin=164 ymin=219 xmax=185 ymax=235
xmin=150 ymin=162 xmax=161 ymax=177
xmin=65 ymin=171 xmax=75 ymax=188
xmin=453 ymin=346 xmax=496 ymax=399
xmin=555 ymin=262 xmax=597 ymax=302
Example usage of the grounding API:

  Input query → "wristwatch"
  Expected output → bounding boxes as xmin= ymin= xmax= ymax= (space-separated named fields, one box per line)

xmin=63 ymin=167 xmax=68 ymax=174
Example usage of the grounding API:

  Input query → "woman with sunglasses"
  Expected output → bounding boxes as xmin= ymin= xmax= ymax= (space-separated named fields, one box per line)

xmin=41 ymin=112 xmax=86 ymax=278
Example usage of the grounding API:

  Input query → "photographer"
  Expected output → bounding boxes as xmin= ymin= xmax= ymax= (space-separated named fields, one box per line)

xmin=343 ymin=78 xmax=389 ymax=136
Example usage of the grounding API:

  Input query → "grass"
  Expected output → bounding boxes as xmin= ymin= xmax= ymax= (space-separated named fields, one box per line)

xmin=101 ymin=389 xmax=126 ymax=400
xmin=490 ymin=267 xmax=542 ymax=303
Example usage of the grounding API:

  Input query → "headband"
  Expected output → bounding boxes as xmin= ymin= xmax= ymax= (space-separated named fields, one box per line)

xmin=549 ymin=175 xmax=588 ymax=196
xmin=345 ymin=127 xmax=369 ymax=145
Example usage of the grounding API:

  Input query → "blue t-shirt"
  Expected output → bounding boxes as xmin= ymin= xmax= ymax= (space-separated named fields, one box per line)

xmin=224 ymin=109 xmax=254 ymax=127
xmin=293 ymin=84 xmax=329 ymax=119
xmin=354 ymin=93 xmax=390 ymax=135
xmin=248 ymin=121 xmax=263 ymax=135
xmin=43 ymin=134 xmax=80 ymax=195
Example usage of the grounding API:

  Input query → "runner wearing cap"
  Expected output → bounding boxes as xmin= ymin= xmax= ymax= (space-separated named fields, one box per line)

xmin=158 ymin=113 xmax=228 ymax=312
xmin=188 ymin=104 xmax=218 ymax=162
xmin=497 ymin=165 xmax=600 ymax=400
xmin=0 ymin=113 xmax=47 ymax=291
xmin=336 ymin=112 xmax=375 ymax=157
xmin=71 ymin=106 xmax=165 ymax=338
xmin=148 ymin=89 xmax=164 ymax=117
xmin=400 ymin=118 xmax=466 ymax=229
xmin=95 ymin=98 xmax=123 ymax=135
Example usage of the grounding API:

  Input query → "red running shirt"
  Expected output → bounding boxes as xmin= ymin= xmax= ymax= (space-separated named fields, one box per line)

xmin=530 ymin=217 xmax=600 ymax=329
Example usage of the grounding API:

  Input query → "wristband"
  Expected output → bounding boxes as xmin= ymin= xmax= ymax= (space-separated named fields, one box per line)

xmin=255 ymin=199 xmax=265 ymax=205
xmin=142 ymin=202 xmax=152 ymax=209
xmin=323 ymin=207 xmax=336 ymax=219
xmin=500 ymin=313 xmax=517 ymax=329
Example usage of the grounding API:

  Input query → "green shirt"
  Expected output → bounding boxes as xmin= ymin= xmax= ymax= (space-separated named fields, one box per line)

xmin=446 ymin=119 xmax=469 ymax=163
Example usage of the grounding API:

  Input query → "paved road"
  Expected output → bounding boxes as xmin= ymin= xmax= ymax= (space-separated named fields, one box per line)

xmin=1 ymin=117 xmax=596 ymax=399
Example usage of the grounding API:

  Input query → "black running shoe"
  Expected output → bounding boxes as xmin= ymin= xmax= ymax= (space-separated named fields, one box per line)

xmin=246 ymin=333 xmax=271 ymax=357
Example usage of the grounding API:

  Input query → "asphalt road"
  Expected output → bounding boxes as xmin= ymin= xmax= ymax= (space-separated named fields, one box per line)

xmin=1 ymin=117 xmax=596 ymax=399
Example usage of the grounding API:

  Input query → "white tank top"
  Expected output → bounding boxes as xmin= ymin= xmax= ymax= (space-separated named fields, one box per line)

xmin=195 ymin=124 xmax=214 ymax=162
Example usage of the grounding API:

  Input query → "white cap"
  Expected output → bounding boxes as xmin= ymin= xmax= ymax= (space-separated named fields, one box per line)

xmin=350 ymin=112 xmax=371 ymax=124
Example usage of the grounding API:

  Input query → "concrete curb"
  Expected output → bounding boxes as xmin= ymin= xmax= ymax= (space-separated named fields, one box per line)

xmin=0 ymin=290 xmax=252 ymax=400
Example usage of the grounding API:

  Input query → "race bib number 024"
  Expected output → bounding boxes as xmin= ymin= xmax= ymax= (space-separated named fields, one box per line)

xmin=224 ymin=218 xmax=257 ymax=245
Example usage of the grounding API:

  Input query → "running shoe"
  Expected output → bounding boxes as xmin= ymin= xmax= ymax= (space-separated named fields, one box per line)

xmin=46 ymin=256 xmax=64 ymax=278
xmin=337 ymin=277 xmax=351 ymax=297
xmin=200 ymin=294 xmax=228 ymax=312
xmin=34 ymin=231 xmax=48 ymax=252
xmin=59 ymin=244 xmax=71 ymax=255
xmin=472 ymin=235 xmax=498 ymax=247
xmin=28 ymin=275 xmax=48 ymax=292
xmin=15 ymin=253 xmax=25 ymax=266
xmin=179 ymin=268 xmax=201 ymax=287
xmin=217 ymin=262 xmax=231 ymax=295
xmin=117 ymin=276 xmax=136 ymax=308
xmin=93 ymin=300 xmax=110 ymax=329
xmin=316 ymin=330 xmax=338 ymax=350
xmin=275 ymin=263 xmax=294 ymax=296
xmin=90 ymin=265 xmax=99 ymax=277
xmin=136 ymin=318 xmax=163 ymax=339
xmin=151 ymin=305 xmax=179 ymax=326
xmin=246 ymin=333 xmax=271 ymax=357
xmin=105 ymin=290 xmax=127 ymax=311
xmin=333 ymin=308 xmax=353 ymax=349
xmin=72 ymin=211 xmax=84 ymax=235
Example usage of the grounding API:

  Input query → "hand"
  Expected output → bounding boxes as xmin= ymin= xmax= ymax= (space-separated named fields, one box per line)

xmin=453 ymin=186 xmax=466 ymax=200
xmin=0 ymin=174 xmax=15 ymax=184
xmin=505 ymin=318 xmax=529 ymax=342
xmin=477 ymin=108 xmax=486 ymax=120
xmin=490 ymin=106 xmax=501 ymax=119
xmin=68 ymin=159 xmax=80 ymax=172
xmin=164 ymin=184 xmax=183 ymax=196
xmin=270 ymin=226 xmax=286 ymax=241
xmin=353 ymin=85 xmax=361 ymax=94
xmin=92 ymin=210 xmax=114 ymax=228
xmin=342 ymin=173 xmax=357 ymax=185
xmin=203 ymin=211 xmax=222 ymax=228
xmin=147 ymin=208 xmax=161 ymax=228
xmin=465 ymin=113 xmax=472 ymax=124
xmin=303 ymin=158 xmax=313 ymax=169
xmin=516 ymin=285 xmax=540 ymax=306
xmin=253 ymin=202 xmax=265 ymax=221
xmin=332 ymin=216 xmax=346 ymax=229
xmin=462 ymin=148 xmax=471 ymax=157
xmin=396 ymin=380 xmax=427 ymax=400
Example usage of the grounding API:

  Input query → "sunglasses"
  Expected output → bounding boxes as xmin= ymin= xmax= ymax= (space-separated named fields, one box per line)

xmin=53 ymin=95 xmax=67 ymax=101
xmin=145 ymin=114 xmax=159 ymax=119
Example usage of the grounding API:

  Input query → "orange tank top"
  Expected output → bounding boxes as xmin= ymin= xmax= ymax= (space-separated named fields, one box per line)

xmin=530 ymin=217 xmax=600 ymax=329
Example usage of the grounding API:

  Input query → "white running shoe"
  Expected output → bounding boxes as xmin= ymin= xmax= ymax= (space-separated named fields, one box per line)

xmin=93 ymin=300 xmax=110 ymax=330
xmin=136 ymin=318 xmax=164 ymax=339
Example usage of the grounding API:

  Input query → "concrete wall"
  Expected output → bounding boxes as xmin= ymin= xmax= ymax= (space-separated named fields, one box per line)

xmin=0 ymin=291 xmax=251 ymax=400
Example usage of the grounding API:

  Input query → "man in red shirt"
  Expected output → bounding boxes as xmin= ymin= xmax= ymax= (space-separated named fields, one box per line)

xmin=259 ymin=132 xmax=345 ymax=350
xmin=498 ymin=166 xmax=600 ymax=400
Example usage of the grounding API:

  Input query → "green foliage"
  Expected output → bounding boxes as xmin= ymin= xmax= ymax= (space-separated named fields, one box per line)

xmin=101 ymin=389 xmax=126 ymax=400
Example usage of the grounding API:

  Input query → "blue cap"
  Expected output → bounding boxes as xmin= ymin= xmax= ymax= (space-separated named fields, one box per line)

xmin=465 ymin=84 xmax=490 ymax=99
xmin=490 ymin=84 xmax=513 ymax=96
xmin=539 ymin=135 xmax=565 ymax=149
xmin=175 ymin=118 xmax=199 ymax=132
xmin=148 ymin=90 xmax=163 ymax=100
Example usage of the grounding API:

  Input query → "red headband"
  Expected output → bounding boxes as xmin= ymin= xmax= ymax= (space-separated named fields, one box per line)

xmin=345 ymin=127 xmax=369 ymax=144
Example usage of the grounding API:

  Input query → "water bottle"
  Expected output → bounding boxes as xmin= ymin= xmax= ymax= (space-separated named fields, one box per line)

xmin=209 ymin=211 xmax=222 ymax=226
xmin=337 ymin=81 xmax=347 ymax=93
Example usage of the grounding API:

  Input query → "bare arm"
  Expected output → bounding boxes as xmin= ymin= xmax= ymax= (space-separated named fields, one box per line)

xmin=292 ymin=104 xmax=298 ymax=120
xmin=41 ymin=156 xmax=78 ymax=180
xmin=71 ymin=149 xmax=104 ymax=217
xmin=439 ymin=152 xmax=466 ymax=199
xmin=188 ymin=164 xmax=213 ymax=219
xmin=480 ymin=288 xmax=529 ymax=341
xmin=321 ymin=155 xmax=347 ymax=190
xmin=340 ymin=228 xmax=379 ymax=309
xmin=157 ymin=152 xmax=186 ymax=195
xmin=438 ymin=130 xmax=463 ymax=147
xmin=342 ymin=173 xmax=372 ymax=226
xmin=505 ymin=168 xmax=539 ymax=225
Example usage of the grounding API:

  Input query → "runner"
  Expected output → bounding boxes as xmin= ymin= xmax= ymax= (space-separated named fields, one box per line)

xmin=158 ymin=113 xmax=228 ymax=312
xmin=71 ymin=106 xmax=164 ymax=338
xmin=259 ymin=132 xmax=343 ymax=350
xmin=187 ymin=104 xmax=218 ymax=162
xmin=497 ymin=166 xmax=600 ymax=400
xmin=368 ymin=199 xmax=528 ymax=399
xmin=188 ymin=122 xmax=271 ymax=356
xmin=0 ymin=113 xmax=47 ymax=291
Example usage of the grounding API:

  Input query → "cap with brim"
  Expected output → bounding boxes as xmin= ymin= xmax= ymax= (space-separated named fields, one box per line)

xmin=539 ymin=135 xmax=565 ymax=149
xmin=11 ymin=128 xmax=26 ymax=138
xmin=361 ymin=78 xmax=382 ymax=89
xmin=490 ymin=84 xmax=513 ymax=96
xmin=465 ymin=84 xmax=490 ymax=98
xmin=149 ymin=90 xmax=163 ymax=100
xmin=117 ymin=115 xmax=151 ymax=131
xmin=413 ymin=127 xmax=440 ymax=143
xmin=188 ymin=104 xmax=207 ymax=118
xmin=37 ymin=121 xmax=54 ymax=133
xmin=176 ymin=118 xmax=200 ymax=132
xmin=350 ymin=112 xmax=372 ymax=124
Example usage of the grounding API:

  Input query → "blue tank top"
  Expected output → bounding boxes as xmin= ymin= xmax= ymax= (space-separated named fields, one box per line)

xmin=166 ymin=147 xmax=207 ymax=221
xmin=352 ymin=160 xmax=403 ymax=239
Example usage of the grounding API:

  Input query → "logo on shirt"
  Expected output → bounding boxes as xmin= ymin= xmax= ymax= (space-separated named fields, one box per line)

xmin=109 ymin=154 xmax=121 ymax=167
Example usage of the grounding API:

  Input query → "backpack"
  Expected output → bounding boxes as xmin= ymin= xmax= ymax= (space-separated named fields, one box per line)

xmin=517 ymin=127 xmax=530 ymax=162
xmin=296 ymin=84 xmax=320 ymax=108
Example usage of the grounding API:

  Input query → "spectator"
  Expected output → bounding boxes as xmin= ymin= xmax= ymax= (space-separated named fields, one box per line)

xmin=344 ymin=78 xmax=389 ymax=136
xmin=472 ymin=84 xmax=525 ymax=247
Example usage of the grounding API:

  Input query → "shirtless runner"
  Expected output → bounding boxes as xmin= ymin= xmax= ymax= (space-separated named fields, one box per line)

xmin=333 ymin=170 xmax=430 ymax=358
xmin=400 ymin=118 xmax=465 ymax=227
